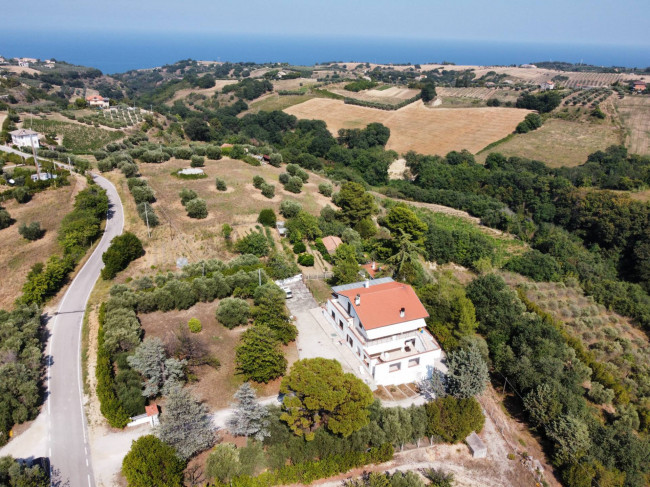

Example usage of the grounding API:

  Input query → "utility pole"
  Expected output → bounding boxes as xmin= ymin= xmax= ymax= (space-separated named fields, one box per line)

xmin=144 ymin=202 xmax=151 ymax=238
xmin=30 ymin=135 xmax=41 ymax=180
xmin=258 ymin=268 xmax=261 ymax=286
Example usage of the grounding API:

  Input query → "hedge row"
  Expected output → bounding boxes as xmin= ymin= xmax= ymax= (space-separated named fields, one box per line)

xmin=95 ymin=303 xmax=131 ymax=428
xmin=218 ymin=444 xmax=394 ymax=487
xmin=126 ymin=178 xmax=160 ymax=227
xmin=343 ymin=93 xmax=421 ymax=111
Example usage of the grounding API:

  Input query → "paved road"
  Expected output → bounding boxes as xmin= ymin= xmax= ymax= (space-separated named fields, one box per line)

xmin=45 ymin=173 xmax=123 ymax=487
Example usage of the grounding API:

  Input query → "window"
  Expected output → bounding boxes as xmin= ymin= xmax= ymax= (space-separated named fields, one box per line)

xmin=408 ymin=357 xmax=420 ymax=367
xmin=389 ymin=362 xmax=401 ymax=373
xmin=331 ymin=310 xmax=335 ymax=319
xmin=347 ymin=335 xmax=353 ymax=347
xmin=347 ymin=302 xmax=351 ymax=314
xmin=338 ymin=320 xmax=343 ymax=330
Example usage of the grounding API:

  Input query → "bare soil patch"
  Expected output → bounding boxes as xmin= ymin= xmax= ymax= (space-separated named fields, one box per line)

xmin=285 ymin=98 xmax=529 ymax=156
xmin=0 ymin=175 xmax=85 ymax=308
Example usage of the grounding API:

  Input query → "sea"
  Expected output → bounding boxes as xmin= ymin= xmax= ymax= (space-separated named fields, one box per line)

xmin=1 ymin=31 xmax=648 ymax=74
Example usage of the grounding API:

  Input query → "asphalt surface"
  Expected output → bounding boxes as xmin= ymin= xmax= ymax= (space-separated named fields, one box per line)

xmin=45 ymin=173 xmax=123 ymax=487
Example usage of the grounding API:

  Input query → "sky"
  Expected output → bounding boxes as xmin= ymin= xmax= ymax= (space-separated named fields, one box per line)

xmin=3 ymin=0 xmax=650 ymax=46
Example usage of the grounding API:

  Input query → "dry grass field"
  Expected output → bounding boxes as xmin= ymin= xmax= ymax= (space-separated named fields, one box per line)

xmin=476 ymin=118 xmax=622 ymax=167
xmin=247 ymin=93 xmax=317 ymax=114
xmin=168 ymin=79 xmax=236 ymax=103
xmin=0 ymin=176 xmax=85 ymax=309
xmin=107 ymin=157 xmax=334 ymax=278
xmin=138 ymin=302 xmax=298 ymax=409
xmin=284 ymin=98 xmax=530 ymax=156
xmin=616 ymin=95 xmax=650 ymax=155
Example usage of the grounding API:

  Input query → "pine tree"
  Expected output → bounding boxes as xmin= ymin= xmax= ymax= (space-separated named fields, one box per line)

xmin=226 ymin=382 xmax=270 ymax=441
xmin=127 ymin=337 xmax=186 ymax=397
xmin=155 ymin=386 xmax=216 ymax=460
xmin=446 ymin=344 xmax=489 ymax=399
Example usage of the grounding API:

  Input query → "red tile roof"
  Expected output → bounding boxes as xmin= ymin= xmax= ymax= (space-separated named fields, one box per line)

xmin=337 ymin=281 xmax=429 ymax=330
xmin=145 ymin=403 xmax=159 ymax=416
xmin=361 ymin=262 xmax=380 ymax=278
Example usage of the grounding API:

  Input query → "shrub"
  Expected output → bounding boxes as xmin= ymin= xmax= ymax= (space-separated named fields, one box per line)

xmin=190 ymin=155 xmax=205 ymax=167
xmin=206 ymin=145 xmax=222 ymax=160
xmin=222 ymin=223 xmax=233 ymax=240
xmin=186 ymin=198 xmax=208 ymax=219
xmin=131 ymin=185 xmax=155 ymax=204
xmin=297 ymin=254 xmax=314 ymax=266
xmin=253 ymin=175 xmax=266 ymax=189
xmin=216 ymin=178 xmax=227 ymax=191
xmin=216 ymin=297 xmax=250 ymax=328
xmin=236 ymin=324 xmax=286 ymax=383
xmin=231 ymin=145 xmax=246 ymax=159
xmin=279 ymin=173 xmax=290 ymax=184
xmin=188 ymin=318 xmax=202 ymax=333
xmin=136 ymin=202 xmax=159 ymax=227
xmin=261 ymin=183 xmax=275 ymax=199
xmin=258 ymin=209 xmax=277 ymax=227
xmin=284 ymin=176 xmax=303 ymax=194
xmin=425 ymin=396 xmax=485 ymax=443
xmin=280 ymin=200 xmax=302 ymax=218
xmin=587 ymin=382 xmax=615 ymax=405
xmin=0 ymin=208 xmax=12 ymax=229
xmin=235 ymin=232 xmax=269 ymax=257
xmin=269 ymin=153 xmax=283 ymax=167
xmin=101 ymin=232 xmax=144 ymax=280
xmin=293 ymin=242 xmax=306 ymax=254
xmin=13 ymin=187 xmax=31 ymax=204
xmin=174 ymin=146 xmax=194 ymax=160
xmin=318 ymin=183 xmax=333 ymax=197
xmin=179 ymin=188 xmax=198 ymax=206
xmin=19 ymin=221 xmax=45 ymax=241
xmin=122 ymin=435 xmax=185 ymax=487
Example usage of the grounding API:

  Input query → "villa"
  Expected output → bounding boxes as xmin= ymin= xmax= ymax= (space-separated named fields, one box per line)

xmin=10 ymin=129 xmax=40 ymax=148
xmin=86 ymin=95 xmax=110 ymax=108
xmin=323 ymin=278 xmax=442 ymax=386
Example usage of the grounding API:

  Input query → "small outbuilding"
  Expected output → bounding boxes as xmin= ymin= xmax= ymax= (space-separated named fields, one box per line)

xmin=466 ymin=431 xmax=487 ymax=459
xmin=321 ymin=235 xmax=342 ymax=254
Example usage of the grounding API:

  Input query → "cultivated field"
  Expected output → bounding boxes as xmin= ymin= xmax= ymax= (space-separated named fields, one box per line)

xmin=616 ymin=95 xmax=650 ymax=155
xmin=24 ymin=118 xmax=125 ymax=152
xmin=0 ymin=176 xmax=85 ymax=309
xmin=436 ymin=87 xmax=519 ymax=103
xmin=247 ymin=93 xmax=317 ymax=114
xmin=476 ymin=118 xmax=622 ymax=167
xmin=284 ymin=98 xmax=531 ymax=156
xmin=327 ymin=83 xmax=420 ymax=106
xmin=107 ymin=157 xmax=333 ymax=278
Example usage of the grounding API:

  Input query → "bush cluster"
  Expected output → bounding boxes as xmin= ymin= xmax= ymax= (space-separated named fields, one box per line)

xmin=101 ymin=232 xmax=144 ymax=280
xmin=127 ymin=178 xmax=160 ymax=227
xmin=18 ymin=221 xmax=45 ymax=241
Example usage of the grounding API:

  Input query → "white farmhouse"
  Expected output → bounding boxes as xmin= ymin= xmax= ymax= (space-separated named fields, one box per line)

xmin=324 ymin=278 xmax=442 ymax=386
xmin=539 ymin=80 xmax=556 ymax=91
xmin=10 ymin=129 xmax=40 ymax=148
xmin=86 ymin=95 xmax=110 ymax=108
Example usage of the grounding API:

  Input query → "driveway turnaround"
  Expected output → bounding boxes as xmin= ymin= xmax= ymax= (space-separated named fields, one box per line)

xmin=47 ymin=174 xmax=123 ymax=487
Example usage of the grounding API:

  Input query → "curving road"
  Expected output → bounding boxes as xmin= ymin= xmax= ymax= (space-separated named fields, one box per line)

xmin=46 ymin=173 xmax=123 ymax=487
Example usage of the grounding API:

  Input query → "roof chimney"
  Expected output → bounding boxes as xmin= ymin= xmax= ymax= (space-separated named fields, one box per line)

xmin=364 ymin=280 xmax=370 ymax=288
xmin=371 ymin=261 xmax=376 ymax=270
xmin=355 ymin=294 xmax=361 ymax=306
xmin=400 ymin=307 xmax=405 ymax=318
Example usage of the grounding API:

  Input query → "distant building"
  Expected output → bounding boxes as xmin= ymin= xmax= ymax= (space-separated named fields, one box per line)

xmin=127 ymin=403 xmax=160 ymax=428
xmin=18 ymin=60 xmax=29 ymax=68
xmin=321 ymin=236 xmax=342 ymax=254
xmin=10 ymin=129 xmax=40 ymax=148
xmin=632 ymin=81 xmax=646 ymax=92
xmin=324 ymin=278 xmax=442 ymax=386
xmin=30 ymin=173 xmax=57 ymax=182
xmin=86 ymin=95 xmax=110 ymax=108
xmin=276 ymin=221 xmax=287 ymax=237
xmin=520 ymin=64 xmax=537 ymax=69
xmin=539 ymin=80 xmax=555 ymax=91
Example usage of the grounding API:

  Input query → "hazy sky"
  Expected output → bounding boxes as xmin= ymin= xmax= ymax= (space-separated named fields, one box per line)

xmin=4 ymin=0 xmax=650 ymax=46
